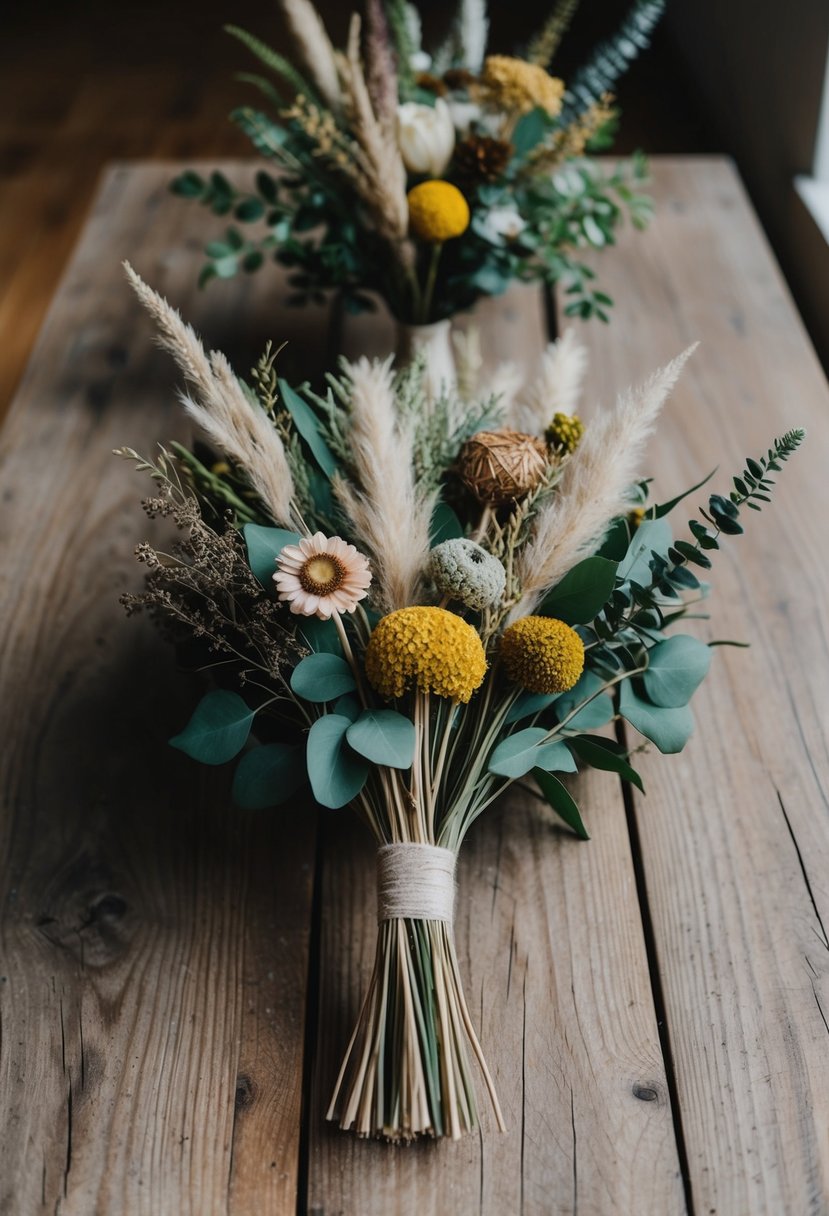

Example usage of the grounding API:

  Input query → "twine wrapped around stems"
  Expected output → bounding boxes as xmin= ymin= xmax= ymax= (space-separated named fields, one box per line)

xmin=327 ymin=841 xmax=505 ymax=1141
xmin=377 ymin=842 xmax=456 ymax=922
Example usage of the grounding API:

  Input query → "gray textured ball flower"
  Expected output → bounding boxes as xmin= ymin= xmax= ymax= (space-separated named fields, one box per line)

xmin=428 ymin=539 xmax=506 ymax=611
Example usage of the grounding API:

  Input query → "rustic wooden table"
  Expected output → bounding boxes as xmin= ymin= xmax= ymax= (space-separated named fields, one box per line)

xmin=1 ymin=157 xmax=827 ymax=1216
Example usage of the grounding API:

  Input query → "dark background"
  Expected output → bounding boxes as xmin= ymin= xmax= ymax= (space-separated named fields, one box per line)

xmin=2 ymin=0 xmax=828 ymax=417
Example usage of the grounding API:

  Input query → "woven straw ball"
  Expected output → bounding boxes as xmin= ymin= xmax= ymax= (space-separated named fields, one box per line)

xmin=458 ymin=429 xmax=549 ymax=505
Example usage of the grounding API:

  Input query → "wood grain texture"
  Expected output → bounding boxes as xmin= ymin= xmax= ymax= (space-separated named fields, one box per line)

xmin=561 ymin=156 xmax=829 ymax=1216
xmin=307 ymin=787 xmax=685 ymax=1216
xmin=0 ymin=164 xmax=321 ymax=1215
xmin=308 ymin=284 xmax=685 ymax=1216
xmin=4 ymin=156 xmax=828 ymax=1216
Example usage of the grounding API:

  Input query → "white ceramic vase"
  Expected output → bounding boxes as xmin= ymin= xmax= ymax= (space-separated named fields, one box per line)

xmin=394 ymin=319 xmax=457 ymax=399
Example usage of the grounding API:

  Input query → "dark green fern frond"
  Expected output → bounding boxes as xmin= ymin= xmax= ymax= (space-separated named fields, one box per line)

xmin=560 ymin=0 xmax=665 ymax=124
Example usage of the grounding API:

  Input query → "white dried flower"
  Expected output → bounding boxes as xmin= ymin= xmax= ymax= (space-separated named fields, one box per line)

xmin=477 ymin=205 xmax=526 ymax=245
xmin=396 ymin=98 xmax=456 ymax=177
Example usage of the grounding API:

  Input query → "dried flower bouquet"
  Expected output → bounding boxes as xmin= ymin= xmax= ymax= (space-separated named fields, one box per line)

xmin=172 ymin=0 xmax=662 ymax=325
xmin=120 ymin=265 xmax=803 ymax=1140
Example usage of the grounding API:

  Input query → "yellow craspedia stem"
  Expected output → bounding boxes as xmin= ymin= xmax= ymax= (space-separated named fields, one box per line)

xmin=500 ymin=616 xmax=585 ymax=695
xmin=407 ymin=180 xmax=470 ymax=243
xmin=365 ymin=606 xmax=487 ymax=702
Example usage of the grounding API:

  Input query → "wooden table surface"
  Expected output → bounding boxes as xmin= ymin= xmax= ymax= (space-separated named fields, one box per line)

xmin=1 ymin=157 xmax=827 ymax=1216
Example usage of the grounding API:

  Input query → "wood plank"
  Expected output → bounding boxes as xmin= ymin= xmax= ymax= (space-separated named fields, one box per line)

xmin=308 ymin=287 xmax=686 ymax=1214
xmin=562 ymin=156 xmax=829 ymax=1215
xmin=0 ymin=163 xmax=324 ymax=1215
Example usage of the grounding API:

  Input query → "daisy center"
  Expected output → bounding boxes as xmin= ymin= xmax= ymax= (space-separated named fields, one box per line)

xmin=299 ymin=554 xmax=346 ymax=596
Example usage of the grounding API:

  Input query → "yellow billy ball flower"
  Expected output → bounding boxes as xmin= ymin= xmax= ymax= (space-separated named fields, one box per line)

xmin=365 ymin=606 xmax=487 ymax=702
xmin=545 ymin=412 xmax=585 ymax=455
xmin=500 ymin=616 xmax=585 ymax=695
xmin=407 ymin=180 xmax=470 ymax=243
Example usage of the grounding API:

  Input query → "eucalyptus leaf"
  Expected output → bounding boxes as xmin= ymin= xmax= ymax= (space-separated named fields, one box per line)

xmin=170 ymin=690 xmax=255 ymax=765
xmin=232 ymin=742 xmax=305 ymax=809
xmin=298 ymin=616 xmax=342 ymax=655
xmin=555 ymin=671 xmax=614 ymax=730
xmin=488 ymin=728 xmax=576 ymax=779
xmin=533 ymin=769 xmax=590 ymax=840
xmin=243 ymin=523 xmax=300 ymax=585
xmin=540 ymin=556 xmax=618 ymax=624
xmin=333 ymin=694 xmax=361 ymax=722
xmin=346 ymin=709 xmax=416 ymax=769
xmin=617 ymin=517 xmax=672 ymax=585
xmin=306 ymin=714 xmax=369 ymax=808
xmin=569 ymin=735 xmax=645 ymax=793
xmin=643 ymin=635 xmax=711 ymax=708
xmin=512 ymin=106 xmax=554 ymax=156
xmin=291 ymin=652 xmax=356 ymax=702
xmin=619 ymin=682 xmax=694 ymax=753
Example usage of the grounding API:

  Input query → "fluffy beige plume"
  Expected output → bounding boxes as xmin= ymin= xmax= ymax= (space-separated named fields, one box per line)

xmin=280 ymin=0 xmax=341 ymax=111
xmin=510 ymin=345 xmax=697 ymax=619
xmin=124 ymin=263 xmax=298 ymax=530
xmin=510 ymin=329 xmax=588 ymax=434
xmin=337 ymin=14 xmax=410 ymax=250
xmin=334 ymin=356 xmax=436 ymax=612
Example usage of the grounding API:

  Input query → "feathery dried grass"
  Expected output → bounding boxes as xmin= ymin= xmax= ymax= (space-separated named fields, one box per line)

xmin=510 ymin=345 xmax=697 ymax=617
xmin=334 ymin=356 xmax=436 ymax=611
xmin=124 ymin=264 xmax=298 ymax=530
xmin=280 ymin=0 xmax=341 ymax=111
xmin=511 ymin=330 xmax=588 ymax=433
xmin=337 ymin=14 xmax=410 ymax=252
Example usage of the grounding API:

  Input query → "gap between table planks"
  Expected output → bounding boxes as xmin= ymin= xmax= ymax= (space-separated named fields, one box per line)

xmin=0 ymin=157 xmax=825 ymax=1215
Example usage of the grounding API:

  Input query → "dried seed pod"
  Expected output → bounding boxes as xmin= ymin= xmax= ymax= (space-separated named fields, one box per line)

xmin=458 ymin=429 xmax=549 ymax=505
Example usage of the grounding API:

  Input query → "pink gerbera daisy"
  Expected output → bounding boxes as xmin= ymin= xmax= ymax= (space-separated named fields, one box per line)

xmin=274 ymin=533 xmax=372 ymax=619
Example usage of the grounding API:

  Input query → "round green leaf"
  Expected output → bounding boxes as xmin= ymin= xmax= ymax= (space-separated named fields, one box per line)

xmin=291 ymin=653 xmax=356 ymax=702
xmin=617 ymin=518 xmax=672 ymax=585
xmin=555 ymin=671 xmax=614 ymax=730
xmin=170 ymin=690 xmax=254 ymax=765
xmin=346 ymin=709 xmax=415 ymax=769
xmin=232 ymin=743 xmax=305 ymax=809
xmin=306 ymin=714 xmax=368 ymax=809
xmin=298 ymin=616 xmax=342 ymax=655
xmin=243 ymin=523 xmax=300 ymax=586
xmin=643 ymin=635 xmax=711 ymax=708
xmin=619 ymin=682 xmax=694 ymax=754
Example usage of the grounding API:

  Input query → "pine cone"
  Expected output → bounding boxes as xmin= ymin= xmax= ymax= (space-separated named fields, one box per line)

xmin=443 ymin=68 xmax=478 ymax=91
xmin=453 ymin=135 xmax=513 ymax=186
